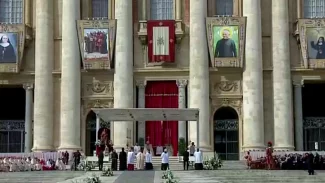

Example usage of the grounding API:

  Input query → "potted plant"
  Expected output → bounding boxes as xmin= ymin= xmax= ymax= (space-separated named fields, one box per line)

xmin=178 ymin=138 xmax=186 ymax=162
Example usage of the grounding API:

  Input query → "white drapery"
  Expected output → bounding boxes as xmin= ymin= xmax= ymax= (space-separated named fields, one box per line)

xmin=153 ymin=27 xmax=169 ymax=55
xmin=0 ymin=0 xmax=23 ymax=24
xmin=304 ymin=0 xmax=325 ymax=18
xmin=150 ymin=0 xmax=174 ymax=20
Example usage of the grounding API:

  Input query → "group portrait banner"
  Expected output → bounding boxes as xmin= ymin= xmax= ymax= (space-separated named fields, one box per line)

xmin=147 ymin=20 xmax=176 ymax=64
xmin=206 ymin=17 xmax=246 ymax=68
xmin=298 ymin=19 xmax=325 ymax=69
xmin=0 ymin=24 xmax=26 ymax=73
xmin=77 ymin=20 xmax=116 ymax=70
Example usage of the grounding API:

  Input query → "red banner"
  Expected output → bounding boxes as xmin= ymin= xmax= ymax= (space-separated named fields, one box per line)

xmin=147 ymin=20 xmax=175 ymax=63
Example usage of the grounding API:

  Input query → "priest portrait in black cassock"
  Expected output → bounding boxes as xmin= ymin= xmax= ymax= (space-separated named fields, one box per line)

xmin=111 ymin=149 xmax=118 ymax=171
xmin=119 ymin=147 xmax=127 ymax=171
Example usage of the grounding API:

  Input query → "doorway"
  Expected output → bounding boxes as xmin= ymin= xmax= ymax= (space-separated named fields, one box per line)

xmin=302 ymin=83 xmax=325 ymax=151
xmin=0 ymin=86 xmax=26 ymax=153
xmin=213 ymin=107 xmax=239 ymax=160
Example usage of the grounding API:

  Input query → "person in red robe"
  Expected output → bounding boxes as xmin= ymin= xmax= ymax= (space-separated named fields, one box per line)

xmin=266 ymin=141 xmax=274 ymax=170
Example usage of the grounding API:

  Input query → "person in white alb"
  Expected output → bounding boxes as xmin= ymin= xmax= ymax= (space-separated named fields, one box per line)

xmin=145 ymin=149 xmax=153 ymax=170
xmin=136 ymin=148 xmax=145 ymax=170
xmin=127 ymin=147 xmax=136 ymax=171
xmin=134 ymin=143 xmax=140 ymax=155
xmin=194 ymin=148 xmax=203 ymax=170
xmin=161 ymin=148 xmax=169 ymax=170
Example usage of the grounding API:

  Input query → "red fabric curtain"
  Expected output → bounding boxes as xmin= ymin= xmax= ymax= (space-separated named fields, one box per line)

xmin=145 ymin=81 xmax=178 ymax=156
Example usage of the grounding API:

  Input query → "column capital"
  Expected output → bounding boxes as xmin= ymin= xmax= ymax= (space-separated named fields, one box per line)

xmin=292 ymin=79 xmax=304 ymax=87
xmin=136 ymin=80 xmax=146 ymax=88
xmin=176 ymin=79 xmax=188 ymax=88
xmin=23 ymin=83 xmax=34 ymax=90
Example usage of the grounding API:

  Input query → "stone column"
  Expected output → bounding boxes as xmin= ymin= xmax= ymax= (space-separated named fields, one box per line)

xmin=113 ymin=0 xmax=134 ymax=150
xmin=141 ymin=0 xmax=147 ymax=20
xmin=293 ymin=81 xmax=304 ymax=151
xmin=96 ymin=115 xmax=100 ymax=141
xmin=272 ymin=0 xmax=294 ymax=151
xmin=175 ymin=0 xmax=182 ymax=20
xmin=24 ymin=84 xmax=33 ymax=153
xmin=177 ymin=80 xmax=187 ymax=139
xmin=189 ymin=0 xmax=210 ymax=150
xmin=136 ymin=80 xmax=146 ymax=142
xmin=58 ymin=0 xmax=81 ymax=150
xmin=33 ymin=0 xmax=54 ymax=152
xmin=242 ymin=0 xmax=265 ymax=150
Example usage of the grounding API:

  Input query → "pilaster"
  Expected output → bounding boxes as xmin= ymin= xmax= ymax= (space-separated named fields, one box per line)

xmin=23 ymin=83 xmax=33 ymax=153
xmin=176 ymin=79 xmax=187 ymax=140
xmin=136 ymin=80 xmax=146 ymax=142
xmin=293 ymin=80 xmax=304 ymax=151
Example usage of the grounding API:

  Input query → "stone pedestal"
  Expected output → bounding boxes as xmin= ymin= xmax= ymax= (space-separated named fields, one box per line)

xmin=136 ymin=80 xmax=146 ymax=142
xmin=242 ymin=0 xmax=265 ymax=150
xmin=272 ymin=0 xmax=294 ymax=150
xmin=24 ymin=84 xmax=33 ymax=153
xmin=294 ymin=81 xmax=304 ymax=151
xmin=189 ymin=0 xmax=210 ymax=150
xmin=177 ymin=80 xmax=187 ymax=140
xmin=58 ymin=0 xmax=81 ymax=150
xmin=33 ymin=0 xmax=54 ymax=152
xmin=113 ymin=0 xmax=134 ymax=150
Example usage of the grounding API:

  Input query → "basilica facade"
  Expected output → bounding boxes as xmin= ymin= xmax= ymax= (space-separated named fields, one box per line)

xmin=0 ymin=0 xmax=324 ymax=160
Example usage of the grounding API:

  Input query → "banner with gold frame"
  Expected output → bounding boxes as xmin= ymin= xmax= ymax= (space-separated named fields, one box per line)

xmin=0 ymin=24 xmax=25 ymax=73
xmin=206 ymin=17 xmax=246 ymax=68
xmin=298 ymin=19 xmax=325 ymax=69
xmin=77 ymin=20 xmax=116 ymax=70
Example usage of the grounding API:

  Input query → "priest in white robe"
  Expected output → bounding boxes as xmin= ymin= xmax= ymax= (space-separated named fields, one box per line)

xmin=134 ymin=143 xmax=140 ymax=155
xmin=127 ymin=147 xmax=136 ymax=171
xmin=145 ymin=150 xmax=153 ymax=170
xmin=194 ymin=148 xmax=203 ymax=170
xmin=136 ymin=149 xmax=145 ymax=170
xmin=161 ymin=149 xmax=169 ymax=170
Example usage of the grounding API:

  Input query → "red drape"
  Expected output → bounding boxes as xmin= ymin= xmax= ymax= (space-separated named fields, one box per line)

xmin=145 ymin=81 xmax=178 ymax=156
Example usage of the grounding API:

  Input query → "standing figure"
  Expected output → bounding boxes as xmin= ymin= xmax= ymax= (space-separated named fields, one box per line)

xmin=311 ymin=37 xmax=325 ymax=59
xmin=144 ymin=141 xmax=154 ymax=155
xmin=119 ymin=148 xmax=127 ymax=171
xmin=136 ymin=148 xmax=145 ymax=170
xmin=73 ymin=150 xmax=81 ymax=171
xmin=194 ymin=148 xmax=203 ymax=170
xmin=64 ymin=151 xmax=69 ymax=165
xmin=0 ymin=35 xmax=16 ymax=63
xmin=127 ymin=147 xmax=135 ymax=171
xmin=183 ymin=148 xmax=190 ymax=170
xmin=307 ymin=153 xmax=315 ymax=175
xmin=160 ymin=149 xmax=169 ymax=170
xmin=111 ymin=150 xmax=118 ymax=171
xmin=245 ymin=151 xmax=252 ymax=169
xmin=98 ymin=150 xmax=104 ymax=171
xmin=145 ymin=150 xmax=153 ymax=170
xmin=266 ymin=141 xmax=274 ymax=170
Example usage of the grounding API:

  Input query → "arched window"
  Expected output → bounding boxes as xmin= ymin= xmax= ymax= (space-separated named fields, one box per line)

xmin=304 ymin=0 xmax=325 ymax=18
xmin=215 ymin=0 xmax=233 ymax=16
xmin=150 ymin=0 xmax=174 ymax=20
xmin=92 ymin=0 xmax=109 ymax=18
xmin=0 ymin=0 xmax=23 ymax=24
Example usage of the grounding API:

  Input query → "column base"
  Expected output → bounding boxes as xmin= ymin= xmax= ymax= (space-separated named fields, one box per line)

xmin=274 ymin=145 xmax=295 ymax=151
xmin=58 ymin=145 xmax=82 ymax=151
xmin=242 ymin=145 xmax=266 ymax=151
xmin=32 ymin=146 xmax=54 ymax=152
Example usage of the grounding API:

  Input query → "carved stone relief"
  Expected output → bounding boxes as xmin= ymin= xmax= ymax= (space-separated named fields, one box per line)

xmin=212 ymin=81 xmax=241 ymax=95
xmin=84 ymin=81 xmax=113 ymax=97
xmin=211 ymin=98 xmax=242 ymax=115
xmin=83 ymin=99 xmax=114 ymax=115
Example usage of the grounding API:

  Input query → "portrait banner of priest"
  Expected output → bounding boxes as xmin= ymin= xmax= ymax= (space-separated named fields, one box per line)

xmin=0 ymin=24 xmax=25 ymax=73
xmin=77 ymin=20 xmax=116 ymax=70
xmin=206 ymin=17 xmax=246 ymax=68
xmin=298 ymin=19 xmax=325 ymax=69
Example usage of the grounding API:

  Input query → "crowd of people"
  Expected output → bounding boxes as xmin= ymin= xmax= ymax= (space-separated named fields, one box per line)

xmin=84 ymin=30 xmax=108 ymax=55
xmin=245 ymin=141 xmax=325 ymax=175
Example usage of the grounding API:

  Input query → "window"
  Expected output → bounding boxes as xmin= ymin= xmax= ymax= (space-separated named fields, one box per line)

xmin=304 ymin=0 xmax=325 ymax=18
xmin=150 ymin=0 xmax=174 ymax=20
xmin=92 ymin=0 xmax=109 ymax=18
xmin=0 ymin=0 xmax=23 ymax=24
xmin=215 ymin=0 xmax=233 ymax=16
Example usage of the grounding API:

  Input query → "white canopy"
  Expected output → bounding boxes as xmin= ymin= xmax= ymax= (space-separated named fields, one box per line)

xmin=91 ymin=108 xmax=199 ymax=121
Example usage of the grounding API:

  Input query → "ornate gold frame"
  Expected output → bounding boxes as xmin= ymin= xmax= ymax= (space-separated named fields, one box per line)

xmin=206 ymin=17 xmax=246 ymax=68
xmin=298 ymin=19 xmax=325 ymax=68
xmin=0 ymin=24 xmax=25 ymax=73
xmin=77 ymin=20 xmax=116 ymax=70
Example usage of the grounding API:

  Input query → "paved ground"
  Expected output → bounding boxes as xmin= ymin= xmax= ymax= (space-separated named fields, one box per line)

xmin=1 ymin=170 xmax=325 ymax=183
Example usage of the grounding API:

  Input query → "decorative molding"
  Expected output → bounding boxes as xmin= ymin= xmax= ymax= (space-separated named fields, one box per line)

xmin=135 ymin=80 xmax=147 ymax=88
xmin=214 ymin=119 xmax=239 ymax=130
xmin=85 ymin=81 xmax=113 ymax=96
xmin=85 ymin=99 xmax=113 ymax=111
xmin=23 ymin=83 xmax=34 ymax=90
xmin=304 ymin=117 xmax=325 ymax=128
xmin=206 ymin=17 xmax=246 ymax=68
xmin=0 ymin=120 xmax=25 ymax=131
xmin=292 ymin=79 xmax=304 ymax=87
xmin=211 ymin=98 xmax=242 ymax=115
xmin=176 ymin=79 xmax=187 ymax=88
xmin=214 ymin=81 xmax=240 ymax=93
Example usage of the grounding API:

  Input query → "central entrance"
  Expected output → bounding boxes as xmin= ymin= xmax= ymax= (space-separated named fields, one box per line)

xmin=302 ymin=83 xmax=325 ymax=151
xmin=213 ymin=107 xmax=239 ymax=160
xmin=0 ymin=86 xmax=26 ymax=153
